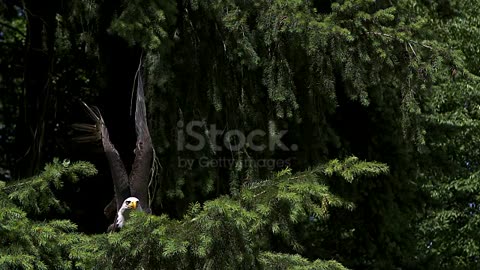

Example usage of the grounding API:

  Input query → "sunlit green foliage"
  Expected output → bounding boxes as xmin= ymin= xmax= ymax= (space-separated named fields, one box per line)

xmin=0 ymin=160 xmax=96 ymax=270
xmin=0 ymin=157 xmax=388 ymax=269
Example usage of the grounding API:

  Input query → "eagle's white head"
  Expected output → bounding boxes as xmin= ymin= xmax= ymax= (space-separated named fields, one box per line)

xmin=116 ymin=197 xmax=142 ymax=229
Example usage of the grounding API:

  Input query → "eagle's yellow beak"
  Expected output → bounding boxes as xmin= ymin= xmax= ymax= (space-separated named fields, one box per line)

xmin=129 ymin=201 xmax=137 ymax=209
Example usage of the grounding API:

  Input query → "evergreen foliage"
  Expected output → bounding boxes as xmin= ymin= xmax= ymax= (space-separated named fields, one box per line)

xmin=0 ymin=160 xmax=96 ymax=270
xmin=405 ymin=1 xmax=480 ymax=268
xmin=129 ymin=4 xmax=452 ymax=267
xmin=0 ymin=157 xmax=387 ymax=269
xmin=2 ymin=0 xmax=480 ymax=269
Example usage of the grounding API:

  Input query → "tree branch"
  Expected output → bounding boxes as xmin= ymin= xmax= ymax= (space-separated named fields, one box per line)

xmin=367 ymin=31 xmax=433 ymax=50
xmin=0 ymin=21 xmax=26 ymax=38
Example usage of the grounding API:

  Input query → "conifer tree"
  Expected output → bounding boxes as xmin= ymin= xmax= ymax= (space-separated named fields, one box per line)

xmin=402 ymin=0 xmax=480 ymax=268
xmin=2 ymin=0 xmax=480 ymax=269
xmin=1 ymin=157 xmax=388 ymax=269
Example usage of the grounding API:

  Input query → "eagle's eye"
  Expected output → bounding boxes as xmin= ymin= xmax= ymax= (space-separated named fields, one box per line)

xmin=125 ymin=200 xmax=131 ymax=204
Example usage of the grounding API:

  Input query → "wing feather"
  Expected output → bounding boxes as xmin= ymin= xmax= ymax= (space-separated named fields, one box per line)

xmin=78 ymin=102 xmax=131 ymax=211
xmin=129 ymin=69 xmax=153 ymax=213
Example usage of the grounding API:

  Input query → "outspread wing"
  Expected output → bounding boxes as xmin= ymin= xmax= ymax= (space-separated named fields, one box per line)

xmin=129 ymin=68 xmax=153 ymax=213
xmin=75 ymin=102 xmax=131 ymax=212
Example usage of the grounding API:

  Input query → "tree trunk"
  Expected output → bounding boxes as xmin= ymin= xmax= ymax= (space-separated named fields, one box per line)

xmin=15 ymin=0 xmax=58 ymax=178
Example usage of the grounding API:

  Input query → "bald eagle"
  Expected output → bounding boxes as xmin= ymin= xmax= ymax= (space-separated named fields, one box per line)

xmin=74 ymin=65 xmax=153 ymax=232
xmin=107 ymin=197 xmax=142 ymax=232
